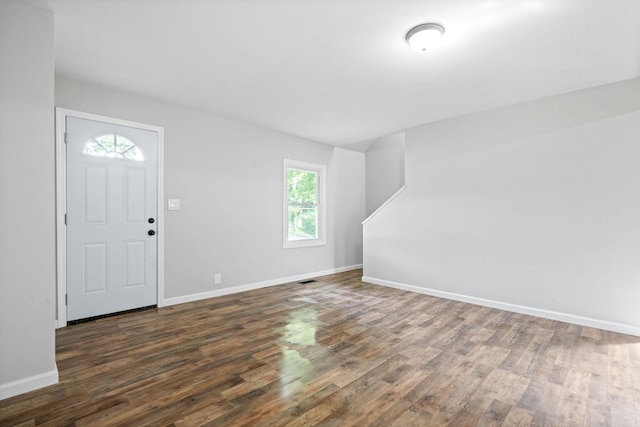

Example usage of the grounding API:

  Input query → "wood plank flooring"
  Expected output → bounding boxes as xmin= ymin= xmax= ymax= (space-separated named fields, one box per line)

xmin=1 ymin=269 xmax=639 ymax=426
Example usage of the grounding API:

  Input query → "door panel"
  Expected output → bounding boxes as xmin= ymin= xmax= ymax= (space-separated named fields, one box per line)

xmin=124 ymin=241 xmax=146 ymax=288
xmin=82 ymin=164 xmax=108 ymax=224
xmin=124 ymin=167 xmax=146 ymax=223
xmin=82 ymin=243 xmax=107 ymax=294
xmin=66 ymin=116 xmax=157 ymax=321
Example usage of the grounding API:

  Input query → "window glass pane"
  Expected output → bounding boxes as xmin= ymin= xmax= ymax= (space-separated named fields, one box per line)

xmin=288 ymin=206 xmax=317 ymax=240
xmin=83 ymin=133 xmax=144 ymax=161
xmin=287 ymin=169 xmax=317 ymax=204
xmin=284 ymin=159 xmax=325 ymax=248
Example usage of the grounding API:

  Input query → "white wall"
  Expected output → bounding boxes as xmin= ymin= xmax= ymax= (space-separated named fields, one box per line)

xmin=364 ymin=78 xmax=640 ymax=335
xmin=365 ymin=132 xmax=405 ymax=216
xmin=0 ymin=0 xmax=58 ymax=399
xmin=55 ymin=76 xmax=365 ymax=302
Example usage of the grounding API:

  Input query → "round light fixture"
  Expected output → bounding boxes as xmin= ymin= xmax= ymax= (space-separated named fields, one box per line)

xmin=406 ymin=23 xmax=445 ymax=52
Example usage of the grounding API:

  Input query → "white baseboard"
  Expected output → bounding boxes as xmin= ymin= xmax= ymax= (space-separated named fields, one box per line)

xmin=0 ymin=369 xmax=59 ymax=401
xmin=362 ymin=276 xmax=640 ymax=337
xmin=162 ymin=264 xmax=363 ymax=307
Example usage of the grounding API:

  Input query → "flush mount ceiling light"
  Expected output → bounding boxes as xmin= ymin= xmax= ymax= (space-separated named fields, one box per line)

xmin=406 ymin=23 xmax=445 ymax=52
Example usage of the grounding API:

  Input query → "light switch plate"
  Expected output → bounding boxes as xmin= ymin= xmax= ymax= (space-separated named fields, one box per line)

xmin=168 ymin=199 xmax=181 ymax=211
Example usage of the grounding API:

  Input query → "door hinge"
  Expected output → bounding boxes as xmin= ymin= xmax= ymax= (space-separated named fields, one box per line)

xmin=65 ymin=294 xmax=68 ymax=305
xmin=64 ymin=213 xmax=67 ymax=225
xmin=64 ymin=132 xmax=67 ymax=144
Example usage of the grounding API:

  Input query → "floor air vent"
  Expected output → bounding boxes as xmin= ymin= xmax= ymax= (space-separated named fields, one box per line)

xmin=299 ymin=279 xmax=316 ymax=284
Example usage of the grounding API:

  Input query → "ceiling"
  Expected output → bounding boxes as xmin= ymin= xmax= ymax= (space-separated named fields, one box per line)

xmin=47 ymin=0 xmax=640 ymax=147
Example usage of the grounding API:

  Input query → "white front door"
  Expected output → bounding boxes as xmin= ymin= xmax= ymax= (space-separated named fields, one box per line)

xmin=66 ymin=116 xmax=158 ymax=321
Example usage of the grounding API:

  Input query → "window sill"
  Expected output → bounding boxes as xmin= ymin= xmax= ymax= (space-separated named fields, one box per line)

xmin=283 ymin=238 xmax=326 ymax=249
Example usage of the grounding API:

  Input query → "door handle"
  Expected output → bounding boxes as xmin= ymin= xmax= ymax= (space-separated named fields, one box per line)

xmin=148 ymin=230 xmax=156 ymax=236
xmin=148 ymin=218 xmax=155 ymax=224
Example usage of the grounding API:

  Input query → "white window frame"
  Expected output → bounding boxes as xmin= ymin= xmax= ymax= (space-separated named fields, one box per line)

xmin=283 ymin=159 xmax=326 ymax=248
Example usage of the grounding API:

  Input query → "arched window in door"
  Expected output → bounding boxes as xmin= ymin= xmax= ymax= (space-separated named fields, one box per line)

xmin=83 ymin=133 xmax=144 ymax=161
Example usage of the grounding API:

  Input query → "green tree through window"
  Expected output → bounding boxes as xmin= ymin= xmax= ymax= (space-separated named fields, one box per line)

xmin=287 ymin=168 xmax=318 ymax=239
xmin=284 ymin=159 xmax=326 ymax=248
xmin=83 ymin=134 xmax=143 ymax=161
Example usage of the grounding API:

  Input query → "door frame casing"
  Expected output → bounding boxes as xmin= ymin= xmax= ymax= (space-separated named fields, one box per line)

xmin=55 ymin=108 xmax=165 ymax=328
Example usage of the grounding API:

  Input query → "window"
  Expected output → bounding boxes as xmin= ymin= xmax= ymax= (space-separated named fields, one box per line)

xmin=83 ymin=133 xmax=144 ymax=161
xmin=284 ymin=159 xmax=326 ymax=248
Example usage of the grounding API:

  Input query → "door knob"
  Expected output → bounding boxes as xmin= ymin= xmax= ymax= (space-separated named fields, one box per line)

xmin=148 ymin=230 xmax=156 ymax=236
xmin=148 ymin=218 xmax=155 ymax=224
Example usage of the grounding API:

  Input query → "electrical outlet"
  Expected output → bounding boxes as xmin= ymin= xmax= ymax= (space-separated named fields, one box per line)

xmin=214 ymin=274 xmax=222 ymax=285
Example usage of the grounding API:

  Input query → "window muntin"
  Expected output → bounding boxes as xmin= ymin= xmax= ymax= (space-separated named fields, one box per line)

xmin=83 ymin=134 xmax=144 ymax=161
xmin=284 ymin=160 xmax=326 ymax=248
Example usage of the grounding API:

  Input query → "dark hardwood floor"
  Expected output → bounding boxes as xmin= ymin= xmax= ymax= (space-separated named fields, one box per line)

xmin=1 ymin=269 xmax=639 ymax=426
